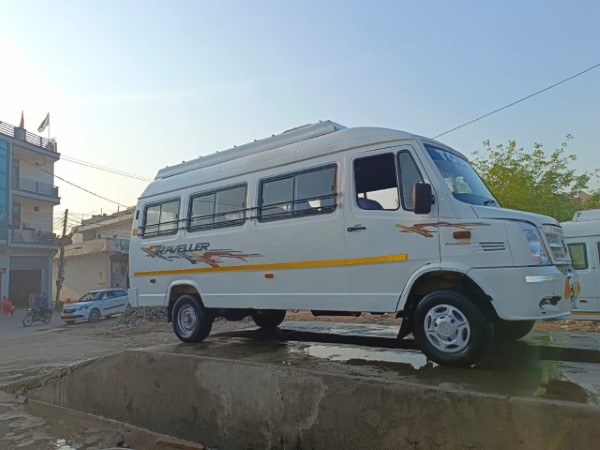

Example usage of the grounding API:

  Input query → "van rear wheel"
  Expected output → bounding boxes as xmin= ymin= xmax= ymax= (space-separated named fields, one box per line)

xmin=413 ymin=290 xmax=493 ymax=367
xmin=172 ymin=295 xmax=213 ymax=343
xmin=252 ymin=310 xmax=286 ymax=329
xmin=494 ymin=320 xmax=535 ymax=341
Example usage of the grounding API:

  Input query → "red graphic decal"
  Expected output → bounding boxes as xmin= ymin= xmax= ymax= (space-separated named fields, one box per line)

xmin=395 ymin=222 xmax=489 ymax=237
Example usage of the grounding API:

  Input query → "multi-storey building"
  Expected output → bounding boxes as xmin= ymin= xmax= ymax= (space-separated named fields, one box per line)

xmin=52 ymin=207 xmax=133 ymax=303
xmin=0 ymin=120 xmax=60 ymax=307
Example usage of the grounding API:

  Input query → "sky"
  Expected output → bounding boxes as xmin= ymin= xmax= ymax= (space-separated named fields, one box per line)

xmin=0 ymin=0 xmax=598 ymax=228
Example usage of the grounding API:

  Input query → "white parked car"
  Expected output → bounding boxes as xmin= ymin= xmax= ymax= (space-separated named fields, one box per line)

xmin=61 ymin=288 xmax=129 ymax=323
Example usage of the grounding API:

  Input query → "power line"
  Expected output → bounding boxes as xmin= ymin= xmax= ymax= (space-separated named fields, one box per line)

xmin=61 ymin=155 xmax=152 ymax=182
xmin=432 ymin=62 xmax=600 ymax=139
xmin=21 ymin=159 xmax=128 ymax=207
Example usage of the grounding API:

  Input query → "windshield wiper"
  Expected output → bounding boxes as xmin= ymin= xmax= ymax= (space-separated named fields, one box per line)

xmin=483 ymin=199 xmax=497 ymax=206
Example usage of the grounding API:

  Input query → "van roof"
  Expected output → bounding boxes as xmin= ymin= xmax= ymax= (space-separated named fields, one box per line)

xmin=561 ymin=219 xmax=600 ymax=238
xmin=572 ymin=209 xmax=600 ymax=222
xmin=140 ymin=121 xmax=436 ymax=200
xmin=156 ymin=121 xmax=347 ymax=180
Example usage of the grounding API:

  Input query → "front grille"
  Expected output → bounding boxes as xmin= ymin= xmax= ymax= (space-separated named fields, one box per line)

xmin=543 ymin=224 xmax=570 ymax=262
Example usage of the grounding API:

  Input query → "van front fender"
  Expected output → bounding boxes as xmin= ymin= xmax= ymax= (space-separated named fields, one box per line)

xmin=395 ymin=262 xmax=492 ymax=311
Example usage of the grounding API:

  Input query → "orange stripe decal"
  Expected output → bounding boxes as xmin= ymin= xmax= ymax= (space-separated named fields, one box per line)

xmin=134 ymin=253 xmax=408 ymax=277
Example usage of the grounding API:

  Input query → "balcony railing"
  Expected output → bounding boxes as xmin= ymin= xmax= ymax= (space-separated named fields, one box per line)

xmin=0 ymin=121 xmax=57 ymax=152
xmin=13 ymin=177 xmax=59 ymax=198
xmin=10 ymin=229 xmax=58 ymax=246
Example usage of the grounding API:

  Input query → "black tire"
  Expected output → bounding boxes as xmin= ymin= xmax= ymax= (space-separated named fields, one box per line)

xmin=65 ymin=320 xmax=76 ymax=325
xmin=42 ymin=310 xmax=52 ymax=324
xmin=172 ymin=295 xmax=213 ymax=343
xmin=22 ymin=313 xmax=33 ymax=327
xmin=252 ymin=310 xmax=286 ymax=329
xmin=494 ymin=320 xmax=535 ymax=342
xmin=413 ymin=290 xmax=493 ymax=367
xmin=89 ymin=309 xmax=101 ymax=322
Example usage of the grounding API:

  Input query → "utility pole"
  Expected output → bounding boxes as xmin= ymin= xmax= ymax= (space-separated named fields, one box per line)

xmin=55 ymin=209 xmax=68 ymax=310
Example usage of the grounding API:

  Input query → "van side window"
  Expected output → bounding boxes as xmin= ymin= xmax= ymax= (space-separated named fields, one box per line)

xmin=142 ymin=199 xmax=180 ymax=238
xmin=354 ymin=153 xmax=398 ymax=210
xmin=259 ymin=165 xmax=337 ymax=221
xmin=189 ymin=184 xmax=247 ymax=230
xmin=567 ymin=243 xmax=588 ymax=270
xmin=398 ymin=151 xmax=424 ymax=211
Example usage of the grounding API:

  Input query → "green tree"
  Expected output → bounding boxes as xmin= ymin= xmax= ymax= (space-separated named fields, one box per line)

xmin=472 ymin=136 xmax=599 ymax=222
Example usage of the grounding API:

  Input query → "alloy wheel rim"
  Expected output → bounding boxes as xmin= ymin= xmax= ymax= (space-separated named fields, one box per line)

xmin=424 ymin=304 xmax=471 ymax=353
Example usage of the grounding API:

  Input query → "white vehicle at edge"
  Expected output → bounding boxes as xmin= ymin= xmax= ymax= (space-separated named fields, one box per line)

xmin=128 ymin=121 xmax=578 ymax=366
xmin=561 ymin=209 xmax=599 ymax=320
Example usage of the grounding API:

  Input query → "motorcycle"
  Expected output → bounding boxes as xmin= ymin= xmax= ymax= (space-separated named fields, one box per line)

xmin=22 ymin=307 xmax=53 ymax=327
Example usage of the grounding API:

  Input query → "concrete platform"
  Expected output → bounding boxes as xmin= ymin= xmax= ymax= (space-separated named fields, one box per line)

xmin=29 ymin=322 xmax=600 ymax=449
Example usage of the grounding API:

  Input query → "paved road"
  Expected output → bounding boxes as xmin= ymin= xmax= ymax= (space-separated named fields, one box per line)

xmin=0 ymin=308 xmax=66 ymax=340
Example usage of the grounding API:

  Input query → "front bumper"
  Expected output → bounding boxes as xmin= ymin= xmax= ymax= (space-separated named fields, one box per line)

xmin=61 ymin=312 xmax=87 ymax=320
xmin=468 ymin=266 xmax=576 ymax=320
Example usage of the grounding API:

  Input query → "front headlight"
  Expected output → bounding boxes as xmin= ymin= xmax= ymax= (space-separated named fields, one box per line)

xmin=519 ymin=223 xmax=550 ymax=265
xmin=78 ymin=304 xmax=91 ymax=311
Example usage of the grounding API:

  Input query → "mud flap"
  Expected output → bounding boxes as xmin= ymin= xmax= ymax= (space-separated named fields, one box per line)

xmin=397 ymin=314 xmax=413 ymax=339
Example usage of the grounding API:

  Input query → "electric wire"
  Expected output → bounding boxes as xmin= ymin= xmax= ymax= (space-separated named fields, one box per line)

xmin=432 ymin=62 xmax=600 ymax=139
xmin=60 ymin=155 xmax=151 ymax=182
xmin=21 ymin=158 xmax=128 ymax=207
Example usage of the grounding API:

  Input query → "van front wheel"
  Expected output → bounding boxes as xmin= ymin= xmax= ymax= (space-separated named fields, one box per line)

xmin=413 ymin=290 xmax=493 ymax=367
xmin=172 ymin=295 xmax=213 ymax=343
xmin=252 ymin=310 xmax=286 ymax=329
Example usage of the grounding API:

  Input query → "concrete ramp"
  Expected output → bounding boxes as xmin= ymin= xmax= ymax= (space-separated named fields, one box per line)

xmin=30 ymin=341 xmax=600 ymax=450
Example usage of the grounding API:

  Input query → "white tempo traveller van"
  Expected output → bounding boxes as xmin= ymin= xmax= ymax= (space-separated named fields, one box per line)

xmin=562 ymin=210 xmax=600 ymax=320
xmin=129 ymin=121 xmax=577 ymax=366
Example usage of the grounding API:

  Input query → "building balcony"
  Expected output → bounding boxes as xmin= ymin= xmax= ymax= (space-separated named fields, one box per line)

xmin=10 ymin=228 xmax=58 ymax=248
xmin=63 ymin=237 xmax=130 ymax=257
xmin=0 ymin=121 xmax=57 ymax=153
xmin=12 ymin=177 xmax=60 ymax=203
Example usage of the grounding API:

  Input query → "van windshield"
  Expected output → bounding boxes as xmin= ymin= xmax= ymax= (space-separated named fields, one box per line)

xmin=425 ymin=145 xmax=499 ymax=207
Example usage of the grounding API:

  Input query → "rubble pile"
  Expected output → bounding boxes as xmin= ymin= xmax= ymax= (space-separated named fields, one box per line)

xmin=116 ymin=306 xmax=168 ymax=328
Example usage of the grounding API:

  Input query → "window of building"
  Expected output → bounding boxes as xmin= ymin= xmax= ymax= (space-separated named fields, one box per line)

xmin=354 ymin=153 xmax=398 ymax=210
xmin=259 ymin=165 xmax=337 ymax=221
xmin=189 ymin=184 xmax=247 ymax=230
xmin=142 ymin=199 xmax=180 ymax=238
xmin=398 ymin=151 xmax=424 ymax=211
xmin=567 ymin=243 xmax=588 ymax=270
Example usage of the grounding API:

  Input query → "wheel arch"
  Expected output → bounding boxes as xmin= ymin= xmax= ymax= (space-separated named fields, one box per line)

xmin=166 ymin=280 xmax=203 ymax=322
xmin=396 ymin=264 xmax=498 ymax=338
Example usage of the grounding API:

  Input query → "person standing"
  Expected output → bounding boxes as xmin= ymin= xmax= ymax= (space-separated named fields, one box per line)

xmin=1 ymin=295 xmax=16 ymax=316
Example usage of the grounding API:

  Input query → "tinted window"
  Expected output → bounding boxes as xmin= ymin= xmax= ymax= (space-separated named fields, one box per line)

xmin=398 ymin=151 xmax=423 ymax=211
xmin=189 ymin=185 xmax=246 ymax=230
xmin=354 ymin=153 xmax=398 ymax=210
xmin=568 ymin=243 xmax=588 ymax=270
xmin=143 ymin=199 xmax=180 ymax=238
xmin=259 ymin=165 xmax=337 ymax=221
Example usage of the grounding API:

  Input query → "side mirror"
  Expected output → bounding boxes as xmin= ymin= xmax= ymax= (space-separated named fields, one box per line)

xmin=413 ymin=183 xmax=432 ymax=215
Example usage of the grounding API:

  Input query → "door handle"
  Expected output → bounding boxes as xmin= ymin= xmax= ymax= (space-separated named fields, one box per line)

xmin=347 ymin=224 xmax=367 ymax=232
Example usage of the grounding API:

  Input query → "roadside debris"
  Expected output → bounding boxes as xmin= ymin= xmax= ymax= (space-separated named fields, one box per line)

xmin=119 ymin=306 xmax=168 ymax=326
xmin=156 ymin=436 xmax=206 ymax=449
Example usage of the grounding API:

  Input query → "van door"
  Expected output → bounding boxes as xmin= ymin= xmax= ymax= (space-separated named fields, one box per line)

xmin=567 ymin=240 xmax=600 ymax=314
xmin=344 ymin=146 xmax=439 ymax=312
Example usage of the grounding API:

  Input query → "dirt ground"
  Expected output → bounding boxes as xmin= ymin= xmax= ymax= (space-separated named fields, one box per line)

xmin=287 ymin=311 xmax=600 ymax=332
xmin=0 ymin=311 xmax=598 ymax=448
xmin=100 ymin=311 xmax=600 ymax=341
